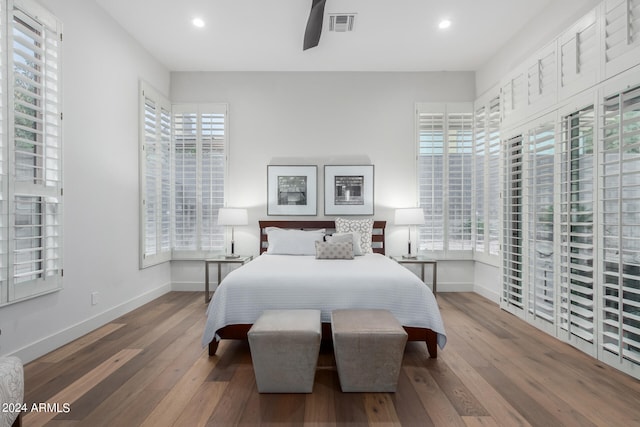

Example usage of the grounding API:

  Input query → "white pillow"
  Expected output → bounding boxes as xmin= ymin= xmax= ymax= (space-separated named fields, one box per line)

xmin=335 ymin=218 xmax=374 ymax=254
xmin=326 ymin=232 xmax=363 ymax=256
xmin=266 ymin=228 xmax=325 ymax=255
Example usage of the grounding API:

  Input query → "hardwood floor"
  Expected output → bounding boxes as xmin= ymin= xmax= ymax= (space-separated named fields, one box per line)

xmin=22 ymin=291 xmax=640 ymax=426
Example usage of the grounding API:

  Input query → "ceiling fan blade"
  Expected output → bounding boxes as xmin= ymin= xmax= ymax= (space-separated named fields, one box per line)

xmin=303 ymin=0 xmax=326 ymax=50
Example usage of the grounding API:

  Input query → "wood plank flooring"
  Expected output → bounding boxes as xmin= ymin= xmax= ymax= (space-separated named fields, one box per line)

xmin=22 ymin=292 xmax=640 ymax=426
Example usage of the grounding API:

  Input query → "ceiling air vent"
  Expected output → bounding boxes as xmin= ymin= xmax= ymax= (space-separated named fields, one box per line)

xmin=328 ymin=14 xmax=356 ymax=32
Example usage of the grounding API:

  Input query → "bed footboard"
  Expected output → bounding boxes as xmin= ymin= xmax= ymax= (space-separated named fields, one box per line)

xmin=209 ymin=323 xmax=438 ymax=358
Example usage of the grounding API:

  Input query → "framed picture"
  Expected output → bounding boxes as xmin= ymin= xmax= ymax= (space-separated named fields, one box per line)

xmin=267 ymin=165 xmax=317 ymax=215
xmin=324 ymin=165 xmax=374 ymax=215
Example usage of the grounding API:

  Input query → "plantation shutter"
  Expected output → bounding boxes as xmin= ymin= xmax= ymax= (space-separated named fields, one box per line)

xmin=173 ymin=110 xmax=197 ymax=251
xmin=502 ymin=73 xmax=525 ymax=120
xmin=200 ymin=110 xmax=225 ymax=251
xmin=417 ymin=104 xmax=473 ymax=255
xmin=502 ymin=135 xmax=524 ymax=313
xmin=8 ymin=0 xmax=62 ymax=300
xmin=559 ymin=105 xmax=595 ymax=351
xmin=527 ymin=47 xmax=557 ymax=108
xmin=526 ymin=122 xmax=556 ymax=325
xmin=487 ymin=97 xmax=501 ymax=255
xmin=139 ymin=82 xmax=171 ymax=267
xmin=604 ymin=0 xmax=640 ymax=77
xmin=173 ymin=104 xmax=226 ymax=255
xmin=0 ymin=0 xmax=7 ymax=302
xmin=474 ymin=106 xmax=486 ymax=253
xmin=447 ymin=112 xmax=473 ymax=250
xmin=417 ymin=110 xmax=445 ymax=251
xmin=601 ymin=85 xmax=640 ymax=369
xmin=559 ymin=11 xmax=598 ymax=96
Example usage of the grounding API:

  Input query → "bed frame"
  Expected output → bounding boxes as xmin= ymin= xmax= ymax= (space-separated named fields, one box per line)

xmin=208 ymin=220 xmax=439 ymax=358
xmin=258 ymin=220 xmax=387 ymax=255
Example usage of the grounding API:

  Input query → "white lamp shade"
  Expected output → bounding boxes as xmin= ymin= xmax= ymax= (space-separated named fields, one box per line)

xmin=395 ymin=208 xmax=425 ymax=225
xmin=217 ymin=208 xmax=248 ymax=226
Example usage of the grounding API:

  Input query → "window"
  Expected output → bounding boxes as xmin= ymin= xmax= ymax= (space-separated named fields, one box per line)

xmin=559 ymin=105 xmax=595 ymax=346
xmin=601 ymin=85 xmax=640 ymax=366
xmin=173 ymin=104 xmax=227 ymax=256
xmin=139 ymin=92 xmax=227 ymax=264
xmin=417 ymin=110 xmax=444 ymax=251
xmin=1 ymin=0 xmax=63 ymax=304
xmin=139 ymin=83 xmax=171 ymax=267
xmin=416 ymin=103 xmax=473 ymax=255
xmin=474 ymin=106 xmax=486 ymax=253
xmin=502 ymin=135 xmax=524 ymax=312
xmin=474 ymin=95 xmax=501 ymax=257
xmin=487 ymin=98 xmax=501 ymax=255
xmin=526 ymin=122 xmax=556 ymax=324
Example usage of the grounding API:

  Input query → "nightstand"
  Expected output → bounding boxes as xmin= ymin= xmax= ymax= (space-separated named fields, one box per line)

xmin=204 ymin=255 xmax=253 ymax=303
xmin=391 ymin=256 xmax=438 ymax=296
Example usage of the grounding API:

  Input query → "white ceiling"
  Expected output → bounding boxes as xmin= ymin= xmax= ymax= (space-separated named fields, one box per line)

xmin=95 ymin=0 xmax=553 ymax=72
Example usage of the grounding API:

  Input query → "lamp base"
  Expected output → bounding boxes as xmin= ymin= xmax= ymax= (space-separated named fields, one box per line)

xmin=225 ymin=254 xmax=240 ymax=259
xmin=402 ymin=254 xmax=418 ymax=259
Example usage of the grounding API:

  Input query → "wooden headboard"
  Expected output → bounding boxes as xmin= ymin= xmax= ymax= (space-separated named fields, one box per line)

xmin=258 ymin=220 xmax=387 ymax=255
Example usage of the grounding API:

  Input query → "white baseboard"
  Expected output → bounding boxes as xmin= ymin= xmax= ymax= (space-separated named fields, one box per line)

xmin=12 ymin=283 xmax=172 ymax=363
xmin=171 ymin=281 xmax=205 ymax=292
xmin=436 ymin=282 xmax=474 ymax=293
xmin=473 ymin=283 xmax=500 ymax=303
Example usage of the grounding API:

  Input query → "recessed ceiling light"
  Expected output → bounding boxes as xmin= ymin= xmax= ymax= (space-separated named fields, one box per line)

xmin=438 ymin=19 xmax=451 ymax=30
xmin=192 ymin=17 xmax=205 ymax=28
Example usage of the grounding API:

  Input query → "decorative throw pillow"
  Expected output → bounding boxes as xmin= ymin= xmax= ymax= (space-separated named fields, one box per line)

xmin=326 ymin=232 xmax=364 ymax=256
xmin=335 ymin=218 xmax=374 ymax=254
xmin=315 ymin=241 xmax=354 ymax=259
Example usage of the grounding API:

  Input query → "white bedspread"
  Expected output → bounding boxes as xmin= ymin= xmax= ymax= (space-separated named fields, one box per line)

xmin=201 ymin=253 xmax=446 ymax=349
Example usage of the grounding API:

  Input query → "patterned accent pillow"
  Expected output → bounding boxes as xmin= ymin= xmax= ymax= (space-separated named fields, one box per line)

xmin=335 ymin=218 xmax=374 ymax=254
xmin=315 ymin=241 xmax=354 ymax=259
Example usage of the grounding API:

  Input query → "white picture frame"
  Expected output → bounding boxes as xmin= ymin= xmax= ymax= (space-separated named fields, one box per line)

xmin=324 ymin=165 xmax=374 ymax=215
xmin=267 ymin=165 xmax=317 ymax=215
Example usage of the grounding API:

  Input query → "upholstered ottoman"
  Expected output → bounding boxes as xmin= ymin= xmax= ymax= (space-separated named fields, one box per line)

xmin=0 ymin=356 xmax=24 ymax=427
xmin=248 ymin=309 xmax=321 ymax=393
xmin=331 ymin=309 xmax=408 ymax=392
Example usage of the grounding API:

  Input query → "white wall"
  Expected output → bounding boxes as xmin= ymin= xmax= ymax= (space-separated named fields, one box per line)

xmin=475 ymin=0 xmax=601 ymax=97
xmin=170 ymin=71 xmax=477 ymax=292
xmin=0 ymin=0 xmax=172 ymax=361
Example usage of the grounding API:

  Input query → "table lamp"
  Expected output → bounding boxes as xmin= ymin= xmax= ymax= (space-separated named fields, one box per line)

xmin=217 ymin=208 xmax=248 ymax=258
xmin=395 ymin=208 xmax=425 ymax=259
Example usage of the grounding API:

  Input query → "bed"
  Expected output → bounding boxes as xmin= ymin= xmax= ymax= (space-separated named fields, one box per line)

xmin=202 ymin=220 xmax=446 ymax=358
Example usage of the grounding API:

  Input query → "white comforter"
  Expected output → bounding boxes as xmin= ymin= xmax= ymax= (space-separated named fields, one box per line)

xmin=201 ymin=253 xmax=446 ymax=349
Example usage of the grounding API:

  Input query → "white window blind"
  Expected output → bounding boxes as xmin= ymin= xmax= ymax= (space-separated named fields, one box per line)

xmin=1 ymin=0 xmax=63 ymax=303
xmin=447 ymin=113 xmax=474 ymax=250
xmin=559 ymin=105 xmax=595 ymax=346
xmin=487 ymin=97 xmax=501 ymax=255
xmin=417 ymin=111 xmax=444 ymax=251
xmin=527 ymin=49 xmax=557 ymax=108
xmin=0 ymin=0 xmax=7 ymax=301
xmin=473 ymin=95 xmax=501 ymax=258
xmin=417 ymin=103 xmax=473 ymax=255
xmin=173 ymin=104 xmax=226 ymax=255
xmin=502 ymin=74 xmax=525 ymax=120
xmin=604 ymin=0 xmax=640 ymax=76
xmin=502 ymin=135 xmax=524 ymax=312
xmin=560 ymin=11 xmax=598 ymax=95
xmin=474 ymin=106 xmax=486 ymax=253
xmin=139 ymin=82 xmax=171 ymax=267
xmin=526 ymin=122 xmax=556 ymax=324
xmin=601 ymin=85 xmax=640 ymax=366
